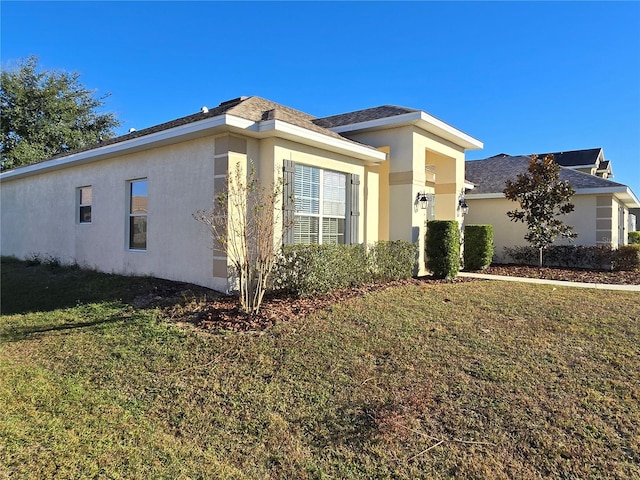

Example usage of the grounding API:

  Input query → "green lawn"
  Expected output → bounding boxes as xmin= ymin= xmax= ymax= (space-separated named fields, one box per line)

xmin=1 ymin=258 xmax=639 ymax=479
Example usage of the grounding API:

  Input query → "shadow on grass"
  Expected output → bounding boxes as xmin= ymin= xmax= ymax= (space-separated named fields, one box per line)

xmin=0 ymin=311 xmax=128 ymax=343
xmin=1 ymin=257 xmax=205 ymax=316
xmin=313 ymin=403 xmax=380 ymax=452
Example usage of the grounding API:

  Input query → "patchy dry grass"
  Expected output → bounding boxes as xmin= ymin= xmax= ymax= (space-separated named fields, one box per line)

xmin=1 ymin=258 xmax=639 ymax=479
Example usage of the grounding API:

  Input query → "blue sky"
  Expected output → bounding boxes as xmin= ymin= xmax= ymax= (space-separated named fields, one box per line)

xmin=2 ymin=1 xmax=639 ymax=196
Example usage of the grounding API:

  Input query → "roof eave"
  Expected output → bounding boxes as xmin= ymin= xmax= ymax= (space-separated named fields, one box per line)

xmin=565 ymin=163 xmax=597 ymax=169
xmin=576 ymin=186 xmax=640 ymax=208
xmin=251 ymin=119 xmax=386 ymax=163
xmin=467 ymin=186 xmax=640 ymax=209
xmin=1 ymin=114 xmax=386 ymax=181
xmin=327 ymin=111 xmax=483 ymax=151
xmin=466 ymin=193 xmax=505 ymax=200
xmin=0 ymin=114 xmax=234 ymax=181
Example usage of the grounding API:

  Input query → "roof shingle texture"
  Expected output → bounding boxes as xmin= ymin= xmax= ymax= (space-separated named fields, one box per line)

xmin=226 ymin=96 xmax=349 ymax=141
xmin=38 ymin=96 xmax=372 ymax=165
xmin=313 ymin=105 xmax=419 ymax=128
xmin=465 ymin=155 xmax=625 ymax=194
xmin=538 ymin=148 xmax=602 ymax=167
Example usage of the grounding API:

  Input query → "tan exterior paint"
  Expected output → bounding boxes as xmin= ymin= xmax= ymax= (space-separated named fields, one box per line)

xmin=1 ymin=136 xmax=227 ymax=290
xmin=270 ymin=138 xmax=372 ymax=245
xmin=1 ymin=132 xmax=379 ymax=291
xmin=344 ymin=126 xmax=468 ymax=275
xmin=466 ymin=193 xmax=632 ymax=262
xmin=1 ymin=100 xmax=482 ymax=290
xmin=375 ymin=146 xmax=391 ymax=241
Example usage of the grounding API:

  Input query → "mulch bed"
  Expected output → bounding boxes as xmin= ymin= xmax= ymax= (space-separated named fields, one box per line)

xmin=166 ymin=276 xmax=474 ymax=334
xmin=480 ymin=264 xmax=640 ymax=286
xmin=151 ymin=265 xmax=638 ymax=334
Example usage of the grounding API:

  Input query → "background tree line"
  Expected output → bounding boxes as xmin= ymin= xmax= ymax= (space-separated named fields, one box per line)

xmin=1 ymin=56 xmax=119 ymax=171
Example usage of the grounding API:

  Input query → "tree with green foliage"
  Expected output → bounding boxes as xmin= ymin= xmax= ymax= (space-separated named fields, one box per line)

xmin=503 ymin=154 xmax=577 ymax=267
xmin=1 ymin=56 xmax=119 ymax=170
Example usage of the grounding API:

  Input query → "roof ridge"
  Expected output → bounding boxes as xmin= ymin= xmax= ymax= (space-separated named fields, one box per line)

xmin=316 ymin=104 xmax=418 ymax=120
xmin=4 ymin=95 xmax=385 ymax=169
xmin=465 ymin=154 xmax=629 ymax=195
xmin=231 ymin=96 xmax=317 ymax=119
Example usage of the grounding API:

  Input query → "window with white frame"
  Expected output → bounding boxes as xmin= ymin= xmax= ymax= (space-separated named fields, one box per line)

xmin=128 ymin=179 xmax=148 ymax=250
xmin=293 ymin=165 xmax=346 ymax=245
xmin=78 ymin=186 xmax=92 ymax=223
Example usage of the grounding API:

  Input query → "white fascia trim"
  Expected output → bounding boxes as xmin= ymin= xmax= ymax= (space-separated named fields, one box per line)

xmin=255 ymin=119 xmax=387 ymax=162
xmin=328 ymin=111 xmax=484 ymax=151
xmin=576 ymin=186 xmax=640 ymax=208
xmin=466 ymin=193 xmax=505 ymax=200
xmin=566 ymin=164 xmax=596 ymax=169
xmin=417 ymin=112 xmax=484 ymax=150
xmin=0 ymin=112 xmax=386 ymax=181
xmin=467 ymin=186 xmax=640 ymax=208
xmin=574 ymin=186 xmax=627 ymax=195
xmin=1 ymin=114 xmax=242 ymax=181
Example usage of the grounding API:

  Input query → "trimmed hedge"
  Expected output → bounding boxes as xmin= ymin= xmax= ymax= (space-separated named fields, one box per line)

xmin=613 ymin=244 xmax=640 ymax=271
xmin=425 ymin=220 xmax=460 ymax=279
xmin=629 ymin=231 xmax=640 ymax=245
xmin=272 ymin=240 xmax=417 ymax=297
xmin=503 ymin=245 xmax=613 ymax=269
xmin=463 ymin=225 xmax=494 ymax=271
xmin=502 ymin=244 xmax=640 ymax=271
xmin=369 ymin=240 xmax=418 ymax=281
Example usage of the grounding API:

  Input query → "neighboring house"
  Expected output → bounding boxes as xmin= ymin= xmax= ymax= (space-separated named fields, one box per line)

xmin=629 ymin=208 xmax=639 ymax=233
xmin=0 ymin=96 xmax=482 ymax=291
xmin=540 ymin=147 xmax=613 ymax=178
xmin=464 ymin=154 xmax=640 ymax=262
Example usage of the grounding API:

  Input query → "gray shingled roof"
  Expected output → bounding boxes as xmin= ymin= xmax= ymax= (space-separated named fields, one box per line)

xmin=465 ymin=154 xmax=627 ymax=194
xmin=538 ymin=148 xmax=602 ymax=167
xmin=313 ymin=105 xmax=419 ymax=128
xmin=28 ymin=96 xmax=371 ymax=166
xmin=225 ymin=96 xmax=350 ymax=141
xmin=598 ymin=160 xmax=611 ymax=170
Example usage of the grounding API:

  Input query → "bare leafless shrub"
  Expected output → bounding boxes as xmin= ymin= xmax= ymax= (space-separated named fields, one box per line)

xmin=194 ymin=161 xmax=291 ymax=315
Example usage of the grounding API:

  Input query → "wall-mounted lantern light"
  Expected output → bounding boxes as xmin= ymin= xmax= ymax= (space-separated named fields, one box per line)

xmin=458 ymin=194 xmax=469 ymax=215
xmin=416 ymin=192 xmax=429 ymax=210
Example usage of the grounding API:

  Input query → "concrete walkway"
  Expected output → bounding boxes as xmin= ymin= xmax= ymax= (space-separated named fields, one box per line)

xmin=458 ymin=271 xmax=640 ymax=292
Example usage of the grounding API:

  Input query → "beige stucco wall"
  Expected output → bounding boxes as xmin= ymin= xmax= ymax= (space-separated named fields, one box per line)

xmin=465 ymin=193 xmax=623 ymax=262
xmin=1 ymin=133 xmax=381 ymax=291
xmin=1 ymin=116 xmax=474 ymax=288
xmin=1 ymin=136 xmax=228 ymax=290
xmin=344 ymin=126 xmax=467 ymax=275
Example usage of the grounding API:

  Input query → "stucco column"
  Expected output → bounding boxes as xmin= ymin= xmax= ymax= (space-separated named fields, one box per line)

xmin=212 ymin=135 xmax=248 ymax=290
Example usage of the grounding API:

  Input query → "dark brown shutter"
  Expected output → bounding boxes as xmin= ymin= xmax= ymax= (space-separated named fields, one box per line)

xmin=282 ymin=160 xmax=295 ymax=245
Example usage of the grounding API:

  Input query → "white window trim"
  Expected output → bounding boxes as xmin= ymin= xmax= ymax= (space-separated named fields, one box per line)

xmin=77 ymin=185 xmax=92 ymax=224
xmin=127 ymin=178 xmax=148 ymax=251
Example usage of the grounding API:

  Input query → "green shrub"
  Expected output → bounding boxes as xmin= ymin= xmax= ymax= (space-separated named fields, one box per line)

xmin=544 ymin=245 xmax=613 ymax=270
xmin=629 ymin=231 xmax=640 ymax=245
xmin=612 ymin=245 xmax=640 ymax=271
xmin=463 ymin=225 xmax=494 ymax=271
xmin=369 ymin=240 xmax=418 ymax=281
xmin=502 ymin=246 xmax=538 ymax=265
xmin=272 ymin=240 xmax=418 ymax=296
xmin=272 ymin=244 xmax=370 ymax=296
xmin=425 ymin=220 xmax=460 ymax=279
xmin=503 ymin=245 xmax=614 ymax=270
